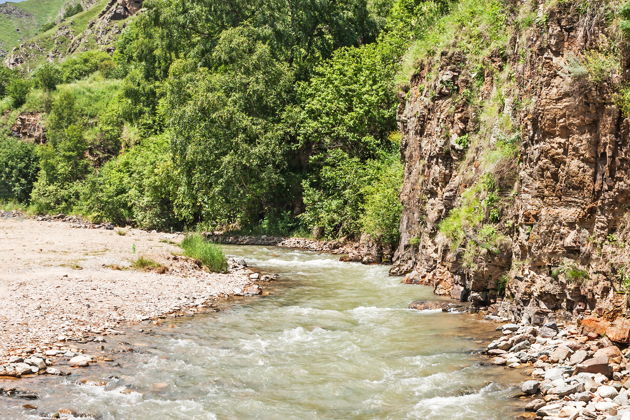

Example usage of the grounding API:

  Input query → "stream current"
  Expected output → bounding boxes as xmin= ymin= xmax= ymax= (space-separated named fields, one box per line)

xmin=2 ymin=246 xmax=523 ymax=419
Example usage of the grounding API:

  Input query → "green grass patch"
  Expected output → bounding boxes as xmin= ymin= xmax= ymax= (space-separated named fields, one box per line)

xmin=180 ymin=233 xmax=228 ymax=273
xmin=396 ymin=0 xmax=509 ymax=87
xmin=130 ymin=256 xmax=166 ymax=272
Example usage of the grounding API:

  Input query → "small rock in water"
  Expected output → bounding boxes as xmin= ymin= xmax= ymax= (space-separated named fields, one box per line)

xmin=525 ymin=399 xmax=545 ymax=412
xmin=491 ymin=357 xmax=506 ymax=365
xmin=521 ymin=380 xmax=540 ymax=395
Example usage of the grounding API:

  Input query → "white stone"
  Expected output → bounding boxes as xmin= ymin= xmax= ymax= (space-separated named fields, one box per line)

xmin=68 ymin=354 xmax=92 ymax=367
xmin=597 ymin=385 xmax=618 ymax=399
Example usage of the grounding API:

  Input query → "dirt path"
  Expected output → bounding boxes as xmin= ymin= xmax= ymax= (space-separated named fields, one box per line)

xmin=0 ymin=216 xmax=254 ymax=365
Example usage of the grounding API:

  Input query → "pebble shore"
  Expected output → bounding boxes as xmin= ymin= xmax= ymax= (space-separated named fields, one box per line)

xmin=484 ymin=317 xmax=630 ymax=420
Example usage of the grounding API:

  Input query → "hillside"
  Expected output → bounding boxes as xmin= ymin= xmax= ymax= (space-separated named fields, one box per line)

xmin=3 ymin=0 xmax=140 ymax=69
xmin=0 ymin=0 xmax=78 ymax=57
xmin=393 ymin=0 xmax=630 ymax=322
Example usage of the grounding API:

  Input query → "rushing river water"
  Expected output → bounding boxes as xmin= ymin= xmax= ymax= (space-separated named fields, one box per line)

xmin=1 ymin=246 xmax=524 ymax=419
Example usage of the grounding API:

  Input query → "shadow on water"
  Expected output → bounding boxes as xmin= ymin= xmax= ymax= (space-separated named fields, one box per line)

xmin=1 ymin=246 xmax=527 ymax=419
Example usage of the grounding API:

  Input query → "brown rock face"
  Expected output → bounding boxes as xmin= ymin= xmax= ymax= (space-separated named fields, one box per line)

xmin=393 ymin=0 xmax=630 ymax=324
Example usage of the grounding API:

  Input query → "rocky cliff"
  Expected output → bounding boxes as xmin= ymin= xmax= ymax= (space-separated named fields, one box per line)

xmin=393 ymin=0 xmax=630 ymax=325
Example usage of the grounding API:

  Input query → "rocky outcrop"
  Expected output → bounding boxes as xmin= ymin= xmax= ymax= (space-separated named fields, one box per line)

xmin=393 ymin=0 xmax=630 ymax=326
xmin=0 ymin=3 xmax=31 ymax=18
xmin=11 ymin=112 xmax=46 ymax=144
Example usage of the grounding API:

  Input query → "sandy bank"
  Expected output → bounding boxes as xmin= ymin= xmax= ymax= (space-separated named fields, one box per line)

xmin=0 ymin=216 xmax=256 ymax=367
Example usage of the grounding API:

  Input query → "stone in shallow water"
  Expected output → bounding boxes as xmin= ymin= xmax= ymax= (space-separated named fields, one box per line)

xmin=68 ymin=355 xmax=92 ymax=367
xmin=521 ymin=380 xmax=540 ymax=395
xmin=525 ymin=399 xmax=545 ymax=412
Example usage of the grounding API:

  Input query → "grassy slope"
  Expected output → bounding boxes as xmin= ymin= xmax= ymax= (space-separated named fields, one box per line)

xmin=0 ymin=0 xmax=67 ymax=51
xmin=5 ymin=0 xmax=115 ymax=69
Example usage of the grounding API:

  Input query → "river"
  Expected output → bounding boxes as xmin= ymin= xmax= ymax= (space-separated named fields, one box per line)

xmin=1 ymin=246 xmax=524 ymax=419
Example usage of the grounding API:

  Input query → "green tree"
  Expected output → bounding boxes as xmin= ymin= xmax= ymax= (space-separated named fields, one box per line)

xmin=33 ymin=63 xmax=63 ymax=91
xmin=6 ymin=78 xmax=31 ymax=107
xmin=0 ymin=136 xmax=39 ymax=203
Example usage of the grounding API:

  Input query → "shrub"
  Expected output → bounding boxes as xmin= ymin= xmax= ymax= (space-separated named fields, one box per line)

xmin=6 ymin=79 xmax=31 ymax=107
xmin=0 ymin=136 xmax=39 ymax=202
xmin=33 ymin=63 xmax=63 ymax=91
xmin=300 ymin=150 xmax=367 ymax=239
xmin=617 ymin=86 xmax=630 ymax=117
xmin=60 ymin=51 xmax=115 ymax=82
xmin=79 ymin=135 xmax=181 ymax=230
xmin=497 ymin=275 xmax=509 ymax=298
xmin=63 ymin=2 xmax=83 ymax=19
xmin=0 ymin=67 xmax=18 ymax=98
xmin=30 ymin=125 xmax=90 ymax=213
xmin=180 ymin=234 xmax=228 ymax=272
xmin=621 ymin=2 xmax=630 ymax=37
xmin=39 ymin=21 xmax=56 ymax=33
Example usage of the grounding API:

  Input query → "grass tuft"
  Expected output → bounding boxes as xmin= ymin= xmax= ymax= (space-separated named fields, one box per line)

xmin=180 ymin=233 xmax=228 ymax=273
xmin=131 ymin=256 xmax=167 ymax=273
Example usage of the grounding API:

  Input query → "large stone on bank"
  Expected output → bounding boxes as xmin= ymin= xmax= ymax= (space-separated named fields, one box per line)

xmin=24 ymin=357 xmax=46 ymax=370
xmin=597 ymin=385 xmax=619 ymax=399
xmin=575 ymin=357 xmax=613 ymax=378
xmin=521 ymin=380 xmax=540 ymax=395
xmin=502 ymin=323 xmax=520 ymax=333
xmin=594 ymin=346 xmax=623 ymax=361
xmin=569 ymin=349 xmax=588 ymax=365
xmin=581 ymin=317 xmax=610 ymax=336
xmin=536 ymin=403 xmax=563 ymax=417
xmin=606 ymin=318 xmax=630 ymax=344
xmin=549 ymin=382 xmax=584 ymax=397
xmin=545 ymin=367 xmax=568 ymax=381
xmin=13 ymin=363 xmax=34 ymax=376
xmin=549 ymin=345 xmax=572 ymax=363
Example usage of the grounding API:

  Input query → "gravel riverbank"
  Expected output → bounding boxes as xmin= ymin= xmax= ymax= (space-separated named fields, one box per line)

xmin=484 ymin=318 xmax=630 ymax=420
xmin=0 ymin=216 xmax=261 ymax=377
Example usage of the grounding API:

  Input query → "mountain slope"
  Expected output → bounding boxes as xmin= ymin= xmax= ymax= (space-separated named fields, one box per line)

xmin=0 ymin=0 xmax=68 ymax=55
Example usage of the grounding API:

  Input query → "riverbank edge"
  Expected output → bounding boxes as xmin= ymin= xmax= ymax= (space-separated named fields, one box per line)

xmin=0 ymin=212 xmax=277 ymax=383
